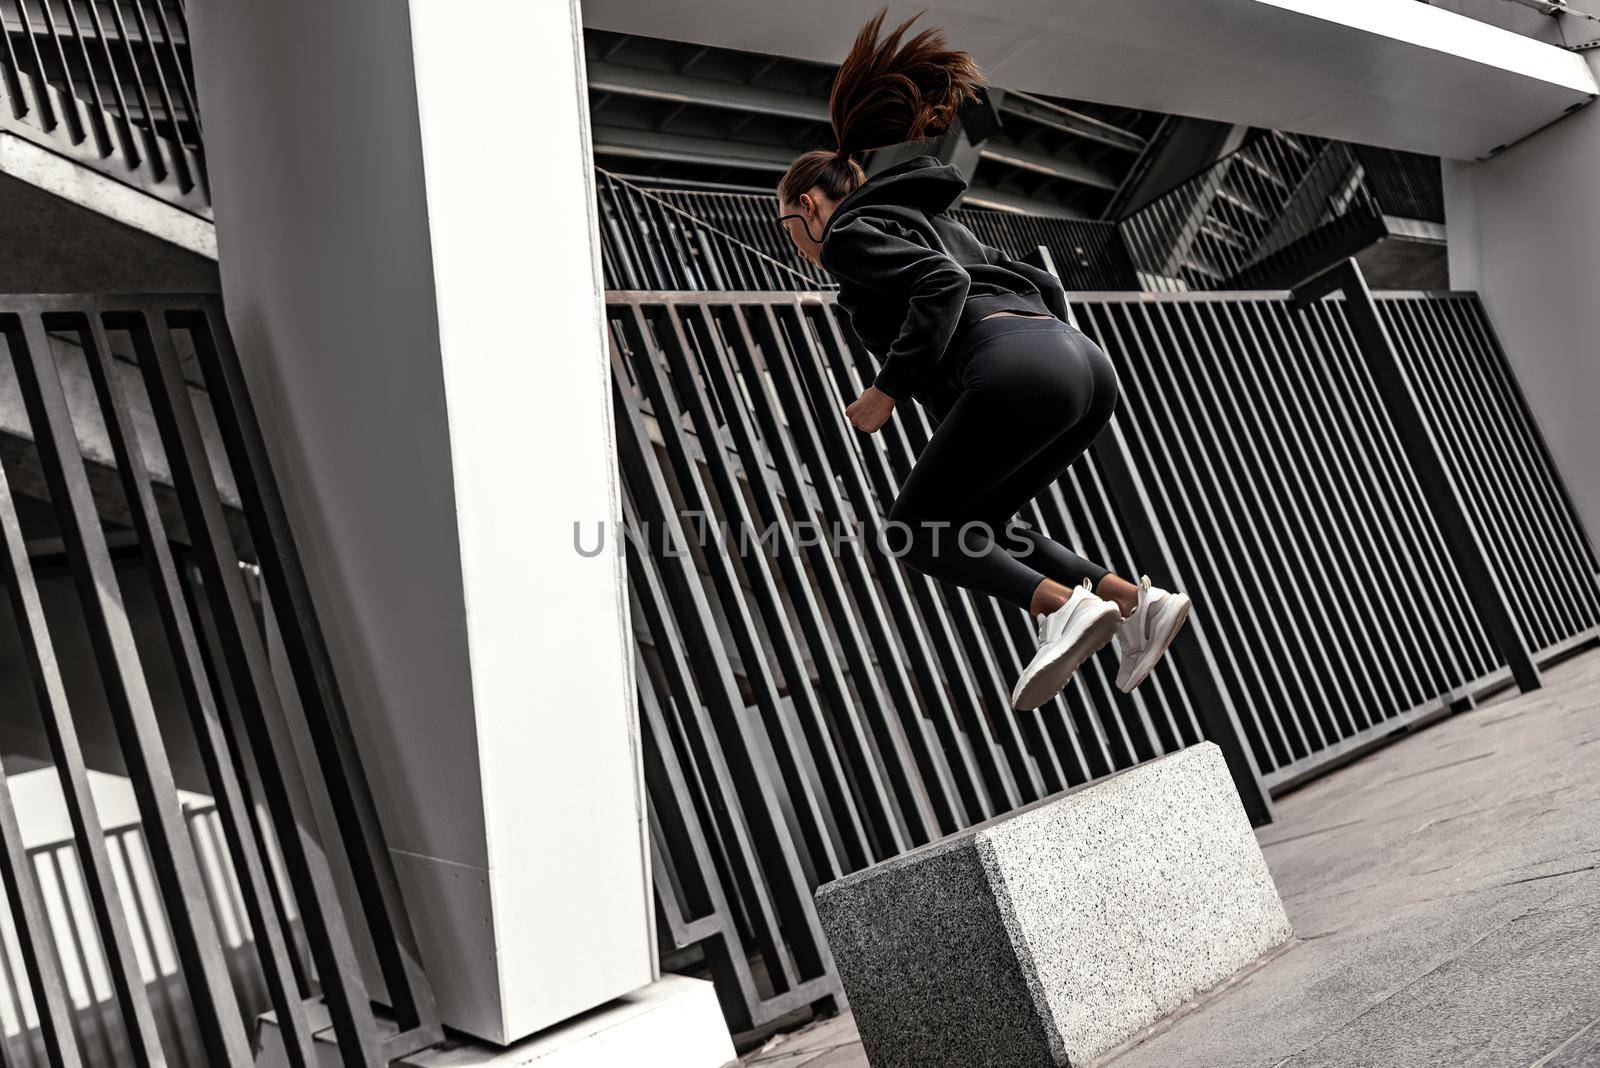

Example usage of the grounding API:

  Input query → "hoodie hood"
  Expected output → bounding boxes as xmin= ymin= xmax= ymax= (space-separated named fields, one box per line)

xmin=822 ymin=155 xmax=967 ymax=240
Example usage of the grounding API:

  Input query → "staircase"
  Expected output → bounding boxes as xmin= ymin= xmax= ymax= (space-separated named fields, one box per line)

xmin=0 ymin=0 xmax=206 ymax=213
xmin=0 ymin=0 xmax=215 ymax=294
xmin=1121 ymin=130 xmax=1378 ymax=290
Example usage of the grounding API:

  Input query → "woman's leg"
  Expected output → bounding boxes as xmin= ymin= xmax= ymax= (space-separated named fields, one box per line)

xmin=886 ymin=321 xmax=1115 ymax=611
xmin=961 ymin=328 xmax=1128 ymax=611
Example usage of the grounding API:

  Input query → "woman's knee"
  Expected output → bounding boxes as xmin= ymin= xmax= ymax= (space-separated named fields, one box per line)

xmin=887 ymin=492 xmax=918 ymax=528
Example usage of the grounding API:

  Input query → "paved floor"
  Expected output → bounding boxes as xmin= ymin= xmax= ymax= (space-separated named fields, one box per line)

xmin=741 ymin=648 xmax=1600 ymax=1067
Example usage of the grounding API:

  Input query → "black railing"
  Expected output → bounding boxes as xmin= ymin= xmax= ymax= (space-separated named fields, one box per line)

xmin=598 ymin=169 xmax=1139 ymax=292
xmin=597 ymin=170 xmax=829 ymax=292
xmin=0 ymin=805 xmax=299 ymax=1067
xmin=610 ymin=283 xmax=1600 ymax=1035
xmin=600 ymin=136 xmax=1440 ymax=298
xmin=0 ymin=295 xmax=439 ymax=1067
xmin=0 ymin=0 xmax=206 ymax=213
xmin=954 ymin=210 xmax=1138 ymax=291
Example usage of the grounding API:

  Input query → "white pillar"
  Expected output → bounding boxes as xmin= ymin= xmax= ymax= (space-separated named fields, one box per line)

xmin=188 ymin=1 xmax=730 ymax=1054
xmin=1443 ymin=46 xmax=1600 ymax=552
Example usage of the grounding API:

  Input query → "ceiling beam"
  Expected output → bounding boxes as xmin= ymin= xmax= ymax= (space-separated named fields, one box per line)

xmin=587 ymin=60 xmax=828 ymax=123
xmin=584 ymin=0 xmax=1599 ymax=159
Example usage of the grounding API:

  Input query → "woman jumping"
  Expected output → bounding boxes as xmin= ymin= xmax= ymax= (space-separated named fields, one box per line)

xmin=777 ymin=9 xmax=1191 ymax=712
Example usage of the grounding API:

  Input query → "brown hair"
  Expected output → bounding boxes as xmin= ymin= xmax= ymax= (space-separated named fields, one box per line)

xmin=777 ymin=7 xmax=985 ymax=208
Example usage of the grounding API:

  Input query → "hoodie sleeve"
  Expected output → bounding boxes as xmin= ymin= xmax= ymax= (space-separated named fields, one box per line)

xmin=822 ymin=214 xmax=971 ymax=402
xmin=979 ymin=242 xmax=1070 ymax=323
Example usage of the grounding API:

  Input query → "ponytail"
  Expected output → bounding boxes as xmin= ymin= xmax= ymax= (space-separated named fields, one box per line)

xmin=779 ymin=7 xmax=985 ymax=207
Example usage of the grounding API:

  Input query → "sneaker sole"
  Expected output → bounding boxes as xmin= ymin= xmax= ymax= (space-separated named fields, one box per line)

xmin=1116 ymin=595 xmax=1192 ymax=693
xmin=1012 ymin=605 xmax=1121 ymax=711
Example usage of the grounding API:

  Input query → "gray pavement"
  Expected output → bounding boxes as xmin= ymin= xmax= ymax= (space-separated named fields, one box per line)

xmin=742 ymin=647 xmax=1600 ymax=1068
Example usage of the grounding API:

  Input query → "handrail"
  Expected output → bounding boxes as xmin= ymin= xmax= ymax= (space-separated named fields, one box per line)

xmin=600 ymin=168 xmax=1139 ymax=292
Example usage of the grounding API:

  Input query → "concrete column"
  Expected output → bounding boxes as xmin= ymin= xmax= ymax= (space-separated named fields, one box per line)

xmin=1444 ymin=46 xmax=1600 ymax=557
xmin=188 ymin=1 xmax=731 ymax=1056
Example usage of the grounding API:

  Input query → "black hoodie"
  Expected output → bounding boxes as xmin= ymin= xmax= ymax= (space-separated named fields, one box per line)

xmin=818 ymin=154 xmax=1068 ymax=410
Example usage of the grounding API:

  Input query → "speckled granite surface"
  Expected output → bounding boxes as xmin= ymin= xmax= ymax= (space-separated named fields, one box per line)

xmin=813 ymin=742 xmax=1292 ymax=1067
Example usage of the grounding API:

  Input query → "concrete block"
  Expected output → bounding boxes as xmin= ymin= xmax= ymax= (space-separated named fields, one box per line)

xmin=814 ymin=742 xmax=1292 ymax=1067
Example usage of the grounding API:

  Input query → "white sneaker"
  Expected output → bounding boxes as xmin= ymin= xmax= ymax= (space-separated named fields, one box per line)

xmin=1011 ymin=578 xmax=1122 ymax=711
xmin=1114 ymin=575 xmax=1192 ymax=693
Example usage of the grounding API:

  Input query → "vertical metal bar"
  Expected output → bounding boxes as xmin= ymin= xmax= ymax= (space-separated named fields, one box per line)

xmin=1430 ymin=296 xmax=1592 ymax=605
xmin=1292 ymin=260 xmax=1540 ymax=691
xmin=173 ymin=559 xmax=313 ymax=1002
xmin=1192 ymin=300 xmax=1336 ymax=750
xmin=1089 ymin=412 xmax=1274 ymax=824
xmin=10 ymin=0 xmax=59 ymax=131
xmin=624 ymin=514 xmax=807 ymax=1009
xmin=124 ymin=310 xmax=387 ymax=1067
xmin=127 ymin=0 xmax=188 ymax=190
xmin=624 ymin=303 xmax=845 ymax=883
xmin=803 ymin=304 xmax=1015 ymax=818
xmin=82 ymin=0 xmax=139 ymax=166
xmin=0 ymin=760 xmax=83 ymax=1068
xmin=107 ymin=830 xmax=191 ymax=1068
xmin=633 ymin=651 xmax=789 ymax=1032
xmin=1459 ymin=298 xmax=1600 ymax=578
xmin=0 ymin=901 xmax=42 ymax=1068
xmin=678 ymin=303 xmax=890 ymax=866
xmin=754 ymin=301 xmax=968 ymax=833
xmin=1256 ymin=300 xmax=1424 ymax=712
xmin=105 ymin=0 xmax=165 ymax=178
xmin=35 ymin=0 xmax=87 ymax=144
xmin=0 ymin=324 xmax=164 ymax=1068
xmin=1409 ymin=296 xmax=1584 ymax=643
xmin=149 ymin=1 xmax=196 ymax=132
xmin=611 ymin=342 xmax=832 ymax=984
xmin=56 ymin=0 xmax=112 ymax=157
xmin=0 ymin=0 xmax=31 ymax=121
xmin=177 ymin=305 xmax=441 ymax=1044
xmin=712 ymin=300 xmax=934 ymax=846
xmin=1386 ymin=298 xmax=1556 ymax=648
xmin=43 ymin=849 xmax=121 ymax=1067
xmin=1299 ymin=300 xmax=1483 ymax=690
xmin=73 ymin=315 xmax=317 ymax=1068
xmin=6 ymin=315 xmax=252 ymax=1067
xmin=1227 ymin=299 xmax=1373 ymax=738
xmin=1085 ymin=299 xmax=1294 ymax=770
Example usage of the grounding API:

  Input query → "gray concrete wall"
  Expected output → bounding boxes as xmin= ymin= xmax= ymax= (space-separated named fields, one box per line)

xmin=1445 ymin=51 xmax=1600 ymax=559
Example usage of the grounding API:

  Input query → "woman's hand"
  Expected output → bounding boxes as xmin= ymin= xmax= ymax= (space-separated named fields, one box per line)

xmin=845 ymin=385 xmax=896 ymax=433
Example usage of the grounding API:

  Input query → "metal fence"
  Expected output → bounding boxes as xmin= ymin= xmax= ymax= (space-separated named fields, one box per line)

xmin=0 ymin=0 xmax=206 ymax=213
xmin=600 ymin=139 xmax=1437 ymax=300
xmin=598 ymin=169 xmax=1139 ymax=293
xmin=0 ymin=295 xmax=439 ymax=1067
xmin=0 ymin=805 xmax=300 ymax=1067
xmin=597 ymin=170 xmax=830 ymax=293
xmin=609 ymin=278 xmax=1600 ymax=1032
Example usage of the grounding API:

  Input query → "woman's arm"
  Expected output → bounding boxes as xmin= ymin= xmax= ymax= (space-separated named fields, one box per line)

xmin=823 ymin=214 xmax=972 ymax=401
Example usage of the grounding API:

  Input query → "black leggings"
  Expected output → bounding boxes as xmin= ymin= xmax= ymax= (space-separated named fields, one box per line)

xmin=885 ymin=314 xmax=1119 ymax=611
